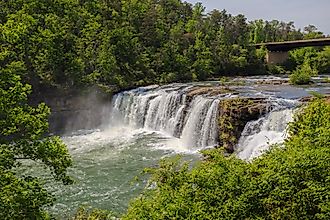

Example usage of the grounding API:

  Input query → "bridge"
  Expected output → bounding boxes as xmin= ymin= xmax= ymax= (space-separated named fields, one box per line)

xmin=255 ymin=38 xmax=330 ymax=65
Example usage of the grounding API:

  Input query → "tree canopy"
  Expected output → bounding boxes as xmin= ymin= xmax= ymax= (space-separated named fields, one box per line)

xmin=1 ymin=0 xmax=326 ymax=93
xmin=0 ymin=61 xmax=73 ymax=219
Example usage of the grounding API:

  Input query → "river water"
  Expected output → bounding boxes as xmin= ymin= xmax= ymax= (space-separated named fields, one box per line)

xmin=49 ymin=127 xmax=197 ymax=218
xmin=42 ymin=76 xmax=329 ymax=218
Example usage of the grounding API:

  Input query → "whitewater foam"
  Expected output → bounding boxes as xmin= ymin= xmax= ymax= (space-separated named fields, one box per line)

xmin=236 ymin=109 xmax=294 ymax=160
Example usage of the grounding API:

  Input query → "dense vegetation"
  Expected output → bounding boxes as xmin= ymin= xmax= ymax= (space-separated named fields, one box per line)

xmin=1 ymin=0 xmax=327 ymax=93
xmin=288 ymin=47 xmax=330 ymax=84
xmin=0 ymin=62 xmax=73 ymax=219
xmin=1 ymin=0 xmax=330 ymax=219
xmin=123 ymin=97 xmax=330 ymax=219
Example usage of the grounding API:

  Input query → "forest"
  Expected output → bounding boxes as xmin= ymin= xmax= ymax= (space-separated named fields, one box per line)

xmin=1 ymin=0 xmax=329 ymax=93
xmin=1 ymin=0 xmax=330 ymax=219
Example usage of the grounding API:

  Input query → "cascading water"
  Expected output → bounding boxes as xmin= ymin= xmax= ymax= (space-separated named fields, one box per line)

xmin=110 ymin=85 xmax=221 ymax=150
xmin=180 ymin=97 xmax=220 ymax=148
xmin=110 ymin=86 xmax=300 ymax=155
xmin=236 ymin=103 xmax=295 ymax=161
xmin=43 ymin=76 xmax=329 ymax=218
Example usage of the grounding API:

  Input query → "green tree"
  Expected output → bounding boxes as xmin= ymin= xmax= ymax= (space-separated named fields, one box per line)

xmin=123 ymin=98 xmax=330 ymax=219
xmin=304 ymin=24 xmax=324 ymax=39
xmin=191 ymin=32 xmax=212 ymax=80
xmin=0 ymin=61 xmax=72 ymax=219
xmin=314 ymin=46 xmax=330 ymax=74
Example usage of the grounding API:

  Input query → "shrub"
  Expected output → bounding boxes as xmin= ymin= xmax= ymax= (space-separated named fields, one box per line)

xmin=267 ymin=64 xmax=287 ymax=75
xmin=72 ymin=207 xmax=116 ymax=220
xmin=289 ymin=62 xmax=318 ymax=85
xmin=123 ymin=97 xmax=330 ymax=219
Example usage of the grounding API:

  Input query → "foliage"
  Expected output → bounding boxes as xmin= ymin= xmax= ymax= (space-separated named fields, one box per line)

xmin=123 ymin=98 xmax=330 ymax=219
xmin=289 ymin=62 xmax=318 ymax=85
xmin=303 ymin=25 xmax=324 ymax=39
xmin=249 ymin=20 xmax=303 ymax=43
xmin=314 ymin=47 xmax=330 ymax=74
xmin=0 ymin=61 xmax=73 ymax=219
xmin=288 ymin=97 xmax=330 ymax=144
xmin=288 ymin=46 xmax=330 ymax=75
xmin=72 ymin=207 xmax=116 ymax=220
xmin=267 ymin=65 xmax=287 ymax=75
xmin=1 ymin=0 xmax=324 ymax=93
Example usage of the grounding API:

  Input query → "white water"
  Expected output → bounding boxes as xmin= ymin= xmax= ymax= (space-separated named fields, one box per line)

xmin=110 ymin=85 xmax=299 ymax=157
xmin=110 ymin=85 xmax=221 ymax=151
xmin=180 ymin=97 xmax=220 ymax=148
xmin=236 ymin=109 xmax=294 ymax=160
xmin=48 ymin=81 xmax=319 ymax=217
xmin=49 ymin=126 xmax=189 ymax=217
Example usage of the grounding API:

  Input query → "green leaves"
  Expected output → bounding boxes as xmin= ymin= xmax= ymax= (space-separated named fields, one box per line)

xmin=288 ymin=46 xmax=330 ymax=81
xmin=289 ymin=62 xmax=318 ymax=85
xmin=72 ymin=206 xmax=116 ymax=220
xmin=0 ymin=58 xmax=72 ymax=218
xmin=124 ymin=98 xmax=330 ymax=219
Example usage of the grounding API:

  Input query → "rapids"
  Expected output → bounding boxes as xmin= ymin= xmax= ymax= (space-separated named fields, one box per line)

xmin=41 ymin=76 xmax=329 ymax=217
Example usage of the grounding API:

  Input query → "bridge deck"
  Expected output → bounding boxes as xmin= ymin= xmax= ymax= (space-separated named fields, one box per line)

xmin=255 ymin=38 xmax=330 ymax=51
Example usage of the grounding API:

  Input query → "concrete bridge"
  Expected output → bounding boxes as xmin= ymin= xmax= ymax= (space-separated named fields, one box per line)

xmin=255 ymin=38 xmax=330 ymax=65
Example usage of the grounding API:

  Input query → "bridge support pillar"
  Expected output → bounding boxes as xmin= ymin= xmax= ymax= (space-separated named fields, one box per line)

xmin=266 ymin=51 xmax=289 ymax=65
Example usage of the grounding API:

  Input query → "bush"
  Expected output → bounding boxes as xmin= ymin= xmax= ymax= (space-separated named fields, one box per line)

xmin=123 ymin=97 xmax=330 ymax=219
xmin=72 ymin=207 xmax=116 ymax=220
xmin=289 ymin=62 xmax=318 ymax=85
xmin=267 ymin=64 xmax=287 ymax=75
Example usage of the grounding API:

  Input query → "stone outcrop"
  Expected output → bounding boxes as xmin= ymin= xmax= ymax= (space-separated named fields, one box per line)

xmin=218 ymin=98 xmax=268 ymax=153
xmin=179 ymin=86 xmax=270 ymax=153
xmin=299 ymin=95 xmax=330 ymax=103
xmin=186 ymin=86 xmax=234 ymax=97
xmin=256 ymin=79 xmax=288 ymax=85
xmin=185 ymin=86 xmax=235 ymax=104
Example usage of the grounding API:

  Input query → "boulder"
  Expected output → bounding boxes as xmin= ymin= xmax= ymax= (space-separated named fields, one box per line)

xmin=218 ymin=97 xmax=268 ymax=153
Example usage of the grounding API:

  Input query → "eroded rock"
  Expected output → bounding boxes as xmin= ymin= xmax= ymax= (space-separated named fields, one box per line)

xmin=186 ymin=86 xmax=233 ymax=97
xmin=218 ymin=98 xmax=268 ymax=153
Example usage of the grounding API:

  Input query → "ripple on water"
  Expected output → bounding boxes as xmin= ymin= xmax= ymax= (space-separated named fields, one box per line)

xmin=47 ymin=127 xmax=200 ymax=218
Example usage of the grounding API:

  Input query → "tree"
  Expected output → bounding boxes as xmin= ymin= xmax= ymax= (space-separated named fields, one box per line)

xmin=288 ymin=46 xmax=330 ymax=75
xmin=191 ymin=32 xmax=212 ymax=80
xmin=123 ymin=97 xmax=330 ymax=219
xmin=303 ymin=24 xmax=324 ymax=39
xmin=0 ymin=61 xmax=72 ymax=219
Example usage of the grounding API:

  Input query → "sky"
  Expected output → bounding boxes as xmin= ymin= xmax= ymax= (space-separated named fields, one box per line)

xmin=186 ymin=0 xmax=330 ymax=34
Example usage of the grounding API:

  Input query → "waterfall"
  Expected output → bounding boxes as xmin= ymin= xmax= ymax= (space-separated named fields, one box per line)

xmin=236 ymin=108 xmax=294 ymax=160
xmin=109 ymin=85 xmax=220 ymax=149
xmin=110 ymin=84 xmax=299 ymax=154
xmin=180 ymin=97 xmax=220 ymax=148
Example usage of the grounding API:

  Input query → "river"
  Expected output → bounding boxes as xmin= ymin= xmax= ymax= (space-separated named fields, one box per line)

xmin=40 ymin=76 xmax=329 ymax=218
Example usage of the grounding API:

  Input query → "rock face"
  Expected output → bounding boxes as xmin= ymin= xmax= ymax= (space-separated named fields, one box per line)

xmin=299 ymin=95 xmax=330 ymax=103
xmin=31 ymin=84 xmax=274 ymax=151
xmin=186 ymin=86 xmax=234 ymax=97
xmin=184 ymin=85 xmax=270 ymax=153
xmin=256 ymin=79 xmax=288 ymax=85
xmin=30 ymin=88 xmax=110 ymax=134
xmin=218 ymin=98 xmax=268 ymax=153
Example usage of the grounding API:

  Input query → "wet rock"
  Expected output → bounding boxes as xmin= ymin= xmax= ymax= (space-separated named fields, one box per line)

xmin=256 ymin=79 xmax=289 ymax=85
xmin=218 ymin=97 xmax=268 ymax=153
xmin=186 ymin=86 xmax=233 ymax=99
xmin=299 ymin=95 xmax=330 ymax=103
xmin=184 ymin=86 xmax=235 ymax=108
